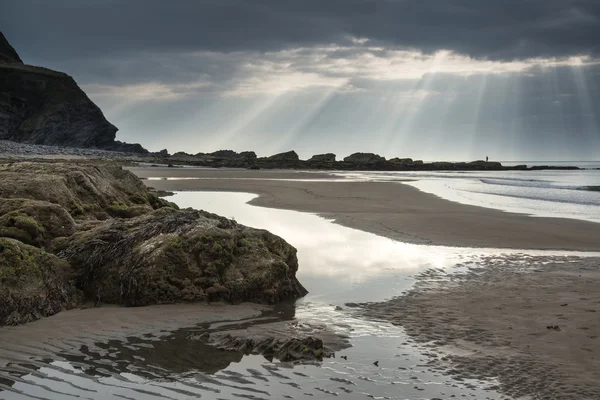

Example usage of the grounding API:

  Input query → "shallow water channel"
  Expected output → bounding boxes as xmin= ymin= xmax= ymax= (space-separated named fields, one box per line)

xmin=0 ymin=191 xmax=537 ymax=400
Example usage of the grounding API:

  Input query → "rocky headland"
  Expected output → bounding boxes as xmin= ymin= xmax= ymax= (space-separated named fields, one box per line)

xmin=0 ymin=161 xmax=307 ymax=326
xmin=0 ymin=32 xmax=145 ymax=153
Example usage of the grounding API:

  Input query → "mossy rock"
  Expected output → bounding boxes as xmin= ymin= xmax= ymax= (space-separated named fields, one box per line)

xmin=61 ymin=208 xmax=307 ymax=306
xmin=107 ymin=202 xmax=153 ymax=218
xmin=0 ymin=198 xmax=76 ymax=247
xmin=0 ymin=162 xmax=175 ymax=221
xmin=0 ymin=238 xmax=78 ymax=325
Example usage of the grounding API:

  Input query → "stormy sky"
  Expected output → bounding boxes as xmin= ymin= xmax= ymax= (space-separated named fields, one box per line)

xmin=2 ymin=0 xmax=600 ymax=160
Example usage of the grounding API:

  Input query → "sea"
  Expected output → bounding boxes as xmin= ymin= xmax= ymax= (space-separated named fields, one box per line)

xmin=336 ymin=161 xmax=600 ymax=223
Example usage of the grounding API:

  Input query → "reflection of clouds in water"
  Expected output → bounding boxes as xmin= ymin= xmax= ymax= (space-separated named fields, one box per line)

xmin=171 ymin=192 xmax=463 ymax=283
xmin=170 ymin=191 xmax=552 ymax=287
xmin=171 ymin=191 xmax=598 ymax=305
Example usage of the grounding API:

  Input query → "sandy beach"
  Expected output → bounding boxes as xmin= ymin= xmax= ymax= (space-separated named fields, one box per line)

xmin=131 ymin=166 xmax=600 ymax=252
xmin=361 ymin=254 xmax=600 ymax=399
xmin=129 ymin=166 xmax=600 ymax=399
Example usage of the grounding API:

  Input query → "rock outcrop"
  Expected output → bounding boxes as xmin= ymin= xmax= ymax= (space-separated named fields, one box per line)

xmin=308 ymin=153 xmax=336 ymax=163
xmin=209 ymin=150 xmax=238 ymax=158
xmin=388 ymin=157 xmax=413 ymax=165
xmin=0 ymin=33 xmax=22 ymax=63
xmin=0 ymin=161 xmax=307 ymax=325
xmin=267 ymin=151 xmax=300 ymax=162
xmin=343 ymin=152 xmax=386 ymax=164
xmin=140 ymin=148 xmax=564 ymax=172
xmin=0 ymin=32 xmax=146 ymax=152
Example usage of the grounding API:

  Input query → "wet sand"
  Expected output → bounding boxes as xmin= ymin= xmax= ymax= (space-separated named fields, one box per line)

xmin=361 ymin=255 xmax=600 ymax=399
xmin=130 ymin=166 xmax=600 ymax=398
xmin=0 ymin=302 xmax=348 ymax=366
xmin=0 ymin=303 xmax=265 ymax=367
xmin=130 ymin=166 xmax=600 ymax=252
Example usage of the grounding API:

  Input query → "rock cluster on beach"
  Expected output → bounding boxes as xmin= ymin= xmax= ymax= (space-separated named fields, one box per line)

xmin=0 ymin=162 xmax=307 ymax=325
xmin=2 ymin=139 xmax=581 ymax=172
xmin=154 ymin=150 xmax=535 ymax=171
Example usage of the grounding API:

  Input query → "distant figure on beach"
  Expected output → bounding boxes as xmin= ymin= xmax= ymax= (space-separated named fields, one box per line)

xmin=486 ymin=156 xmax=488 ymax=162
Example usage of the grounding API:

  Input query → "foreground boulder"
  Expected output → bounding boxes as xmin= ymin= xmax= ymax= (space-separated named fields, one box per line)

xmin=0 ymin=161 xmax=307 ymax=325
xmin=60 ymin=208 xmax=307 ymax=306
xmin=0 ymin=238 xmax=78 ymax=325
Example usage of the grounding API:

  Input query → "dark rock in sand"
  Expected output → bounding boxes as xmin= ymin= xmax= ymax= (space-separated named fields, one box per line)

xmin=210 ymin=149 xmax=238 ymax=158
xmin=343 ymin=152 xmax=386 ymax=164
xmin=388 ymin=157 xmax=413 ymax=165
xmin=0 ymin=32 xmax=145 ymax=152
xmin=238 ymin=151 xmax=258 ymax=160
xmin=206 ymin=319 xmax=348 ymax=362
xmin=245 ymin=150 xmax=303 ymax=169
xmin=469 ymin=160 xmax=503 ymax=169
xmin=0 ymin=238 xmax=78 ymax=325
xmin=211 ymin=334 xmax=328 ymax=362
xmin=155 ymin=190 xmax=175 ymax=197
xmin=104 ymin=140 xmax=149 ymax=154
xmin=148 ymin=149 xmax=170 ymax=158
xmin=268 ymin=150 xmax=300 ymax=162
xmin=308 ymin=153 xmax=336 ymax=163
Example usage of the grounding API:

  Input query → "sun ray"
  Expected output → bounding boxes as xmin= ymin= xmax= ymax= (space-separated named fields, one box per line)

xmin=267 ymin=87 xmax=341 ymax=154
xmin=569 ymin=64 xmax=599 ymax=156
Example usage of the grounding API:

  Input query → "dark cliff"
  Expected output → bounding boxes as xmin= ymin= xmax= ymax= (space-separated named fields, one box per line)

xmin=0 ymin=32 xmax=145 ymax=152
xmin=0 ymin=33 xmax=22 ymax=63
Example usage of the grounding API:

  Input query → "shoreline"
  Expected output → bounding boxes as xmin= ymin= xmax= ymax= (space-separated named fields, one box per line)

xmin=137 ymin=169 xmax=600 ymax=398
xmin=131 ymin=167 xmax=600 ymax=252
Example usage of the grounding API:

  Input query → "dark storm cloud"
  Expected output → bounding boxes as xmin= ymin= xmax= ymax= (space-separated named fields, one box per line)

xmin=1 ymin=0 xmax=599 ymax=63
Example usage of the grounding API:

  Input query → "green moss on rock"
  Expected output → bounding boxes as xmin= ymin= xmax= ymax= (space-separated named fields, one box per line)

xmin=0 ymin=238 xmax=78 ymax=325
xmin=61 ymin=208 xmax=307 ymax=307
xmin=0 ymin=161 xmax=306 ymax=326
xmin=0 ymin=162 xmax=175 ymax=221
xmin=0 ymin=198 xmax=76 ymax=247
